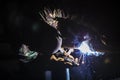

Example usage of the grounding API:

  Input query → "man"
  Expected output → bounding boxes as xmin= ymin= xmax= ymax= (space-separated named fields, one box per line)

xmin=19 ymin=8 xmax=79 ymax=66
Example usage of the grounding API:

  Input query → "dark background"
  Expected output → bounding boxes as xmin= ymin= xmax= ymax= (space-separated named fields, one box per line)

xmin=0 ymin=0 xmax=120 ymax=80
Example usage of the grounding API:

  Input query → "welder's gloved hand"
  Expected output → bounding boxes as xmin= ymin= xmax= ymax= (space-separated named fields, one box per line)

xmin=19 ymin=44 xmax=38 ymax=63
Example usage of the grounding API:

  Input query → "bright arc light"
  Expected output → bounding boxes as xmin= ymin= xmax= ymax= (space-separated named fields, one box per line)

xmin=77 ymin=40 xmax=104 ymax=56
xmin=78 ymin=41 xmax=92 ymax=54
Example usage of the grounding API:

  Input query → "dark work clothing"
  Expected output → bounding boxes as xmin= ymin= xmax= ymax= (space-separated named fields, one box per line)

xmin=22 ymin=22 xmax=61 ymax=54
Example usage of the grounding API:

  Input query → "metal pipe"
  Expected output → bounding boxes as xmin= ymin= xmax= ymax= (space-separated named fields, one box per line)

xmin=66 ymin=68 xmax=70 ymax=80
xmin=45 ymin=70 xmax=52 ymax=80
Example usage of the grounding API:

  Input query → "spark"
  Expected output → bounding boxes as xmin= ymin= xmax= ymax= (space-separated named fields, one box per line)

xmin=71 ymin=34 xmax=106 ymax=80
xmin=77 ymin=40 xmax=104 ymax=56
xmin=73 ymin=34 xmax=105 ymax=65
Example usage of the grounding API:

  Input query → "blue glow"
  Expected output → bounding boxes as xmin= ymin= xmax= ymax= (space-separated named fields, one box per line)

xmin=66 ymin=68 xmax=70 ymax=80
xmin=45 ymin=71 xmax=52 ymax=80
xmin=71 ymin=34 xmax=105 ymax=79
xmin=74 ymin=34 xmax=105 ymax=66
xmin=77 ymin=40 xmax=104 ymax=56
